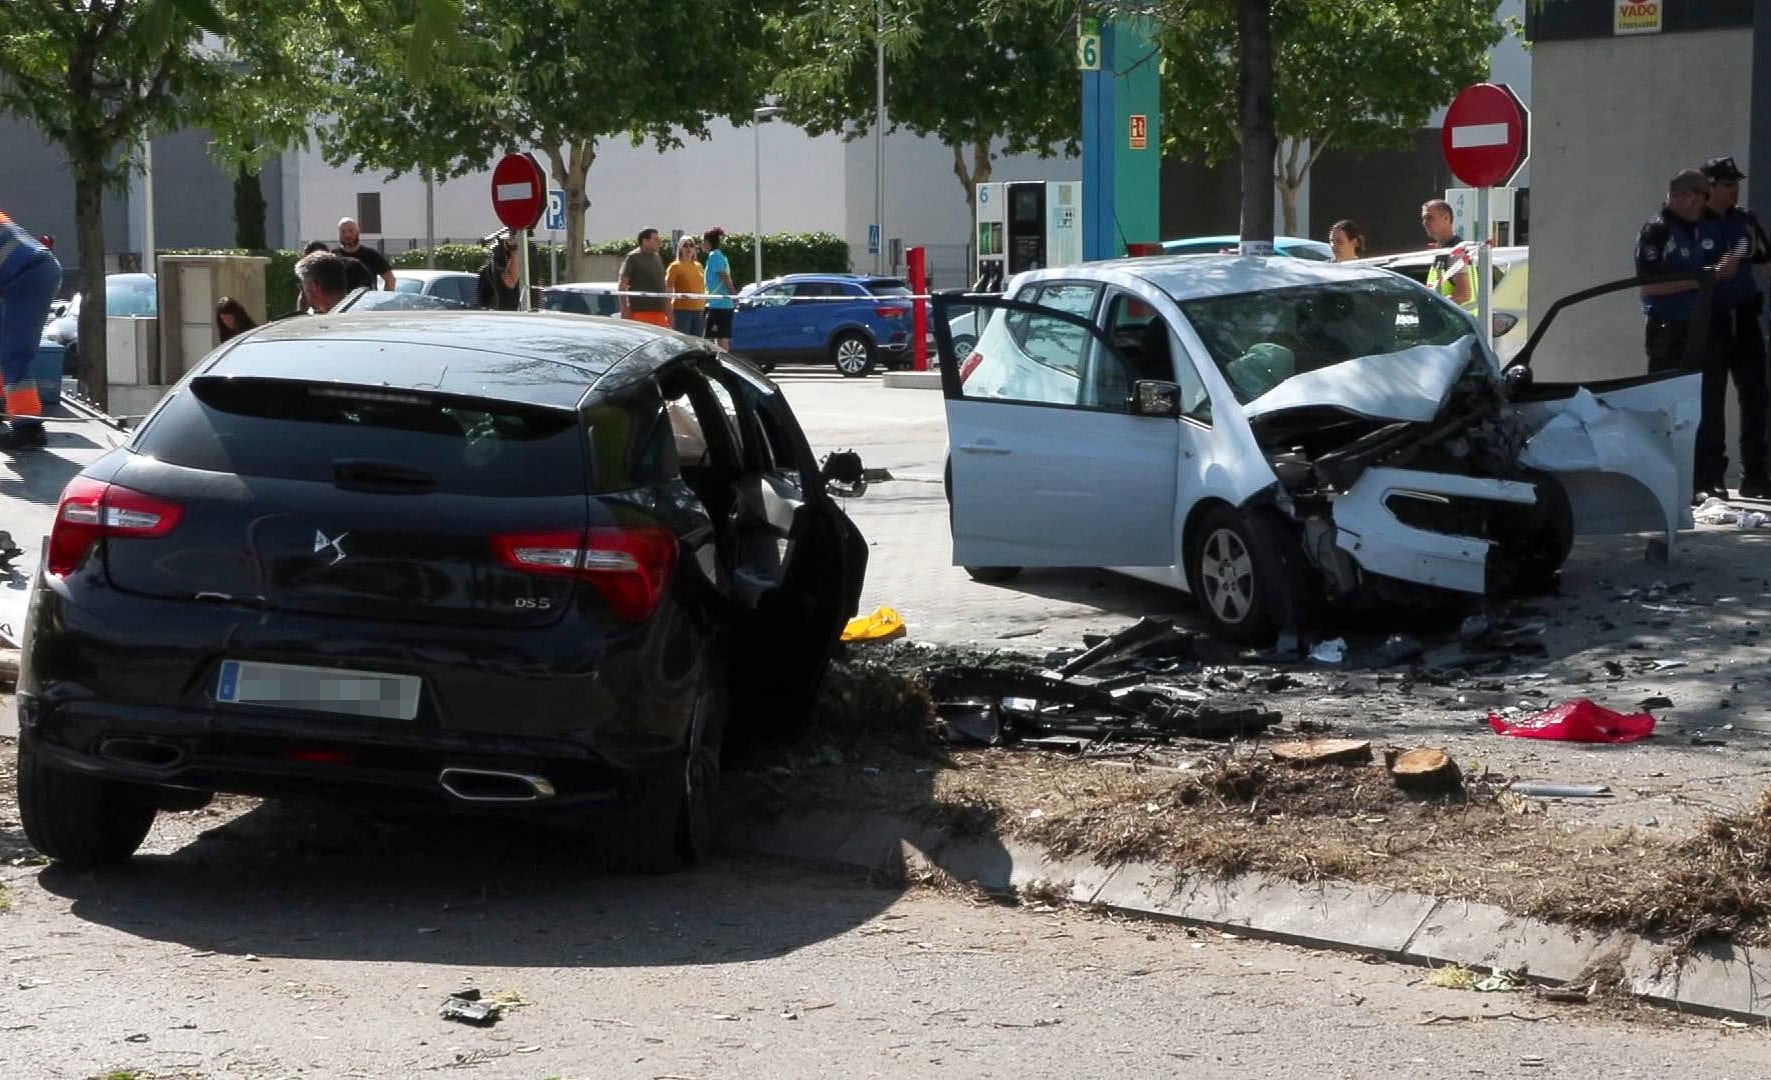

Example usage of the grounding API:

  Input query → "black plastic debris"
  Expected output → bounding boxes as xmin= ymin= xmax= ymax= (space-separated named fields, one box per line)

xmin=936 ymin=699 xmax=1003 ymax=747
xmin=441 ymin=988 xmax=499 ymax=1027
xmin=820 ymin=450 xmax=868 ymax=497
xmin=928 ymin=664 xmax=1279 ymax=748
xmin=1050 ymin=617 xmax=1195 ymax=679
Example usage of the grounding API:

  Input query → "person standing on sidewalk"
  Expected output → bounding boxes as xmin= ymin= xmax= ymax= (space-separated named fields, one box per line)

xmin=1637 ymin=168 xmax=1744 ymax=502
xmin=333 ymin=217 xmax=395 ymax=291
xmin=666 ymin=236 xmax=707 ymax=336
xmin=1702 ymin=155 xmax=1771 ymax=498
xmin=702 ymin=227 xmax=736 ymax=349
xmin=0 ymin=209 xmax=62 ymax=451
xmin=619 ymin=228 xmax=670 ymax=328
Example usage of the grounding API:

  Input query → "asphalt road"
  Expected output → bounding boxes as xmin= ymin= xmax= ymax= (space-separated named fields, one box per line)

xmin=1 ymin=366 xmax=1770 ymax=1078
xmin=2 ymin=821 xmax=1765 ymax=1080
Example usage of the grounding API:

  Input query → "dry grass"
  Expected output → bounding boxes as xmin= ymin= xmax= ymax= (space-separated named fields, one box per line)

xmin=739 ymin=732 xmax=1771 ymax=950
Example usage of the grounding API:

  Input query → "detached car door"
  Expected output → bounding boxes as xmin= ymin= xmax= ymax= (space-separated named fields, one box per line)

xmin=932 ymin=282 xmax=1181 ymax=569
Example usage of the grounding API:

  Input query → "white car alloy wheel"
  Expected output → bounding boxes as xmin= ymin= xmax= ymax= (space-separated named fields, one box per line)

xmin=1199 ymin=527 xmax=1256 ymax=625
xmin=833 ymin=334 xmax=872 ymax=376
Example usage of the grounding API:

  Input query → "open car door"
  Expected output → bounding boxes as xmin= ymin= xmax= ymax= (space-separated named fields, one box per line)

xmin=931 ymin=288 xmax=1182 ymax=570
xmin=1504 ymin=275 xmax=1710 ymax=549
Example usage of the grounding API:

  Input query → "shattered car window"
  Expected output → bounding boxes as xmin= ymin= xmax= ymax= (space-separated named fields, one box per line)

xmin=1180 ymin=280 xmax=1473 ymax=405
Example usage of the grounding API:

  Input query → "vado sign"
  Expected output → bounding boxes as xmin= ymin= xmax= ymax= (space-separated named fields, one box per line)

xmin=1615 ymin=1 xmax=1661 ymax=35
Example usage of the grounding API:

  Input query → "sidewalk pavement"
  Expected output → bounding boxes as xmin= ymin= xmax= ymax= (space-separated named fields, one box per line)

xmin=721 ymin=805 xmax=1771 ymax=1023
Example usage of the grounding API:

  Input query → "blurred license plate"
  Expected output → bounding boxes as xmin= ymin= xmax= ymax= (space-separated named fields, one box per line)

xmin=216 ymin=660 xmax=421 ymax=721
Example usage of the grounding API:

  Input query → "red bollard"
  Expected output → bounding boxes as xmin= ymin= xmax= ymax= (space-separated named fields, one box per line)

xmin=908 ymin=245 xmax=927 ymax=372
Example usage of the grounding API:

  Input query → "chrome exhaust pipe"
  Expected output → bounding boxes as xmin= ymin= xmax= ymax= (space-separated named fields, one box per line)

xmin=437 ymin=767 xmax=556 ymax=803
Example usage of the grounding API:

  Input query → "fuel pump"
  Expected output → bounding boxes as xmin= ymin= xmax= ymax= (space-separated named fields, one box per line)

xmin=973 ymin=180 xmax=1083 ymax=292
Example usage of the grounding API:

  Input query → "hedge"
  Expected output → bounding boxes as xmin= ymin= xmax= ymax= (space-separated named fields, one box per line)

xmin=161 ymin=229 xmax=854 ymax=319
xmin=585 ymin=231 xmax=852 ymax=288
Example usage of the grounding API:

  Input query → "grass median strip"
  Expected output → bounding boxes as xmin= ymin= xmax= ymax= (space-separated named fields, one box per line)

xmin=753 ymin=654 xmax=1771 ymax=953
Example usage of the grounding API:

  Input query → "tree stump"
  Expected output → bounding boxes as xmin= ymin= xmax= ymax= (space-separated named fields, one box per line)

xmin=1269 ymin=738 xmax=1372 ymax=767
xmin=1386 ymin=747 xmax=1463 ymax=793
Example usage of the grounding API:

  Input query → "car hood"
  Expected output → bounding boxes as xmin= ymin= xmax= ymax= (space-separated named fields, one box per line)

xmin=1241 ymin=340 xmax=1476 ymax=425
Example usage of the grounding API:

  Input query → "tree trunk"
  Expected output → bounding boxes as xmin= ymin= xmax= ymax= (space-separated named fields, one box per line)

xmin=951 ymin=140 xmax=994 ymax=212
xmin=1236 ymin=0 xmax=1276 ymax=252
xmin=546 ymin=140 xmax=596 ymax=284
xmin=73 ymin=161 xmax=109 ymax=411
xmin=1275 ymin=134 xmax=1330 ymax=240
xmin=233 ymin=165 xmax=267 ymax=250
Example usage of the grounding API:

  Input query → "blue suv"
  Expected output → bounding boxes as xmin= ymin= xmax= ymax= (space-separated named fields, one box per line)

xmin=731 ymin=273 xmax=913 ymax=377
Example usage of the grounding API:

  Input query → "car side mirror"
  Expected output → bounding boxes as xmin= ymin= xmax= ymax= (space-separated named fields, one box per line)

xmin=1131 ymin=380 xmax=1183 ymax=418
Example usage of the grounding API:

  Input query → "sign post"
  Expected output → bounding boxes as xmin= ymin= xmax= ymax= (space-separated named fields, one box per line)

xmin=491 ymin=153 xmax=546 ymax=311
xmin=1441 ymin=83 xmax=1528 ymax=355
xmin=544 ymin=188 xmax=566 ymax=288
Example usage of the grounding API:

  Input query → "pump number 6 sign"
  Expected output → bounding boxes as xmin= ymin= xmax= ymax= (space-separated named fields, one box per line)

xmin=1078 ymin=18 xmax=1100 ymax=70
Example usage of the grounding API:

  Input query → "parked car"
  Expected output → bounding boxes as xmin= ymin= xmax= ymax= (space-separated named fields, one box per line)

xmin=1162 ymin=235 xmax=1334 ymax=260
xmin=542 ymin=281 xmax=622 ymax=318
xmin=731 ymin=273 xmax=914 ymax=377
xmin=931 ymin=256 xmax=1695 ymax=644
xmin=15 ymin=309 xmax=868 ymax=871
xmin=393 ymin=269 xmax=482 ymax=306
xmin=1355 ymin=246 xmax=1530 ymax=362
xmin=42 ymin=272 xmax=157 ymax=368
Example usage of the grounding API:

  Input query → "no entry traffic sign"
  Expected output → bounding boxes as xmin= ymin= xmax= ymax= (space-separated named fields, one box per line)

xmin=491 ymin=152 xmax=546 ymax=231
xmin=1441 ymin=84 xmax=1527 ymax=190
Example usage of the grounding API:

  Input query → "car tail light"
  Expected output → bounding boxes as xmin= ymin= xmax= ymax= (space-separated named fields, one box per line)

xmin=959 ymin=351 xmax=986 ymax=384
xmin=875 ymin=306 xmax=907 ymax=318
xmin=492 ymin=525 xmax=678 ymax=622
xmin=47 ymin=475 xmax=184 ymax=577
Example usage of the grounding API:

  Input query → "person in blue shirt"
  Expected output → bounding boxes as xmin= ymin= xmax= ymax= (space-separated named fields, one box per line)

xmin=1636 ymin=168 xmax=1744 ymax=502
xmin=0 ymin=210 xmax=61 ymax=452
xmin=701 ymin=227 xmax=736 ymax=350
xmin=1701 ymin=155 xmax=1771 ymax=498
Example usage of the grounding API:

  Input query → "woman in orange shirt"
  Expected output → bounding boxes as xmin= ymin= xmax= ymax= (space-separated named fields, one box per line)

xmin=666 ymin=236 xmax=707 ymax=337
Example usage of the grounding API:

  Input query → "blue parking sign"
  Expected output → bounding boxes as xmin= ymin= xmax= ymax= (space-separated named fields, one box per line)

xmin=544 ymin=189 xmax=566 ymax=231
xmin=867 ymin=223 xmax=880 ymax=255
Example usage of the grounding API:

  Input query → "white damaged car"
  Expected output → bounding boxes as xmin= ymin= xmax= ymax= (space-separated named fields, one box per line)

xmin=931 ymin=256 xmax=1697 ymax=644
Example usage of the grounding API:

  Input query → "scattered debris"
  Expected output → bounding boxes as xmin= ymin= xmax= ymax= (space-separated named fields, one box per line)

xmin=1373 ymin=634 xmax=1424 ymax=667
xmin=842 ymin=607 xmax=907 ymax=644
xmin=1508 ymin=782 xmax=1613 ymax=799
xmin=1386 ymin=748 xmax=1463 ymax=794
xmin=440 ymin=989 xmax=498 ymax=1027
xmin=1474 ymin=968 xmax=1529 ymax=993
xmin=1488 ymin=700 xmax=1657 ymax=744
xmin=1270 ymin=739 xmax=1372 ymax=767
xmin=1051 ymin=617 xmax=1194 ymax=679
xmin=1694 ymin=497 xmax=1771 ymax=528
xmin=820 ymin=449 xmax=868 ymax=496
xmin=1425 ymin=964 xmax=1477 ymax=990
xmin=1309 ymin=638 xmax=1347 ymax=665
xmin=929 ymin=648 xmax=1280 ymax=751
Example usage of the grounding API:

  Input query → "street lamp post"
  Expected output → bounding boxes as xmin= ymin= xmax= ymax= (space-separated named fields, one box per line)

xmin=752 ymin=106 xmax=786 ymax=286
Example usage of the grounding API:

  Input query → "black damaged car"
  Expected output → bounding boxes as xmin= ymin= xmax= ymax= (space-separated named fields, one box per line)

xmin=15 ymin=310 xmax=867 ymax=871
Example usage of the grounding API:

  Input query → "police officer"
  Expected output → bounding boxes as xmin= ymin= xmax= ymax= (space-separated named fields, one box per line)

xmin=1702 ymin=154 xmax=1771 ymax=498
xmin=0 ymin=209 xmax=60 ymax=452
xmin=1421 ymin=199 xmax=1475 ymax=307
xmin=1636 ymin=168 xmax=1745 ymax=501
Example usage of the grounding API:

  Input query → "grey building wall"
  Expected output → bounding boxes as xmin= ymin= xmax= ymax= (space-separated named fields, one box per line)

xmin=1526 ymin=28 xmax=1752 ymax=385
xmin=0 ymin=114 xmax=130 ymax=291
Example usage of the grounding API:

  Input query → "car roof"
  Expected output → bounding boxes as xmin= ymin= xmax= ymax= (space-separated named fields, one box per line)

xmin=1022 ymin=254 xmax=1396 ymax=302
xmin=394 ymin=269 xmax=477 ymax=280
xmin=547 ymin=281 xmax=619 ymax=291
xmin=1163 ymin=235 xmax=1326 ymax=249
xmin=214 ymin=310 xmax=673 ymax=408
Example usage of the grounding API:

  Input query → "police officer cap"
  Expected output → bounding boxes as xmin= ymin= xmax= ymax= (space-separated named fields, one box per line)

xmin=1702 ymin=155 xmax=1747 ymax=182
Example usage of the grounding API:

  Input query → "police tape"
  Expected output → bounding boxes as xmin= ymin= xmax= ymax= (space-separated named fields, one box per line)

xmin=559 ymin=287 xmax=982 ymax=304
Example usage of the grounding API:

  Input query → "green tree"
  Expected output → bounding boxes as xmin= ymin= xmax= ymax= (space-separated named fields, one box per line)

xmin=771 ymin=0 xmax=1080 ymax=213
xmin=0 ymin=0 xmax=231 ymax=406
xmin=1156 ymin=0 xmax=1506 ymax=235
xmin=316 ymin=0 xmax=771 ymax=282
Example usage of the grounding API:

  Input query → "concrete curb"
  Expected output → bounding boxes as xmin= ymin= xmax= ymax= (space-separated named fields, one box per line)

xmin=880 ymin=371 xmax=942 ymax=390
xmin=722 ymin=807 xmax=1771 ymax=1022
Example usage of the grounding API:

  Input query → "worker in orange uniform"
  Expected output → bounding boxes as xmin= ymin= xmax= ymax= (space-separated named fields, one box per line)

xmin=0 ymin=209 xmax=61 ymax=451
